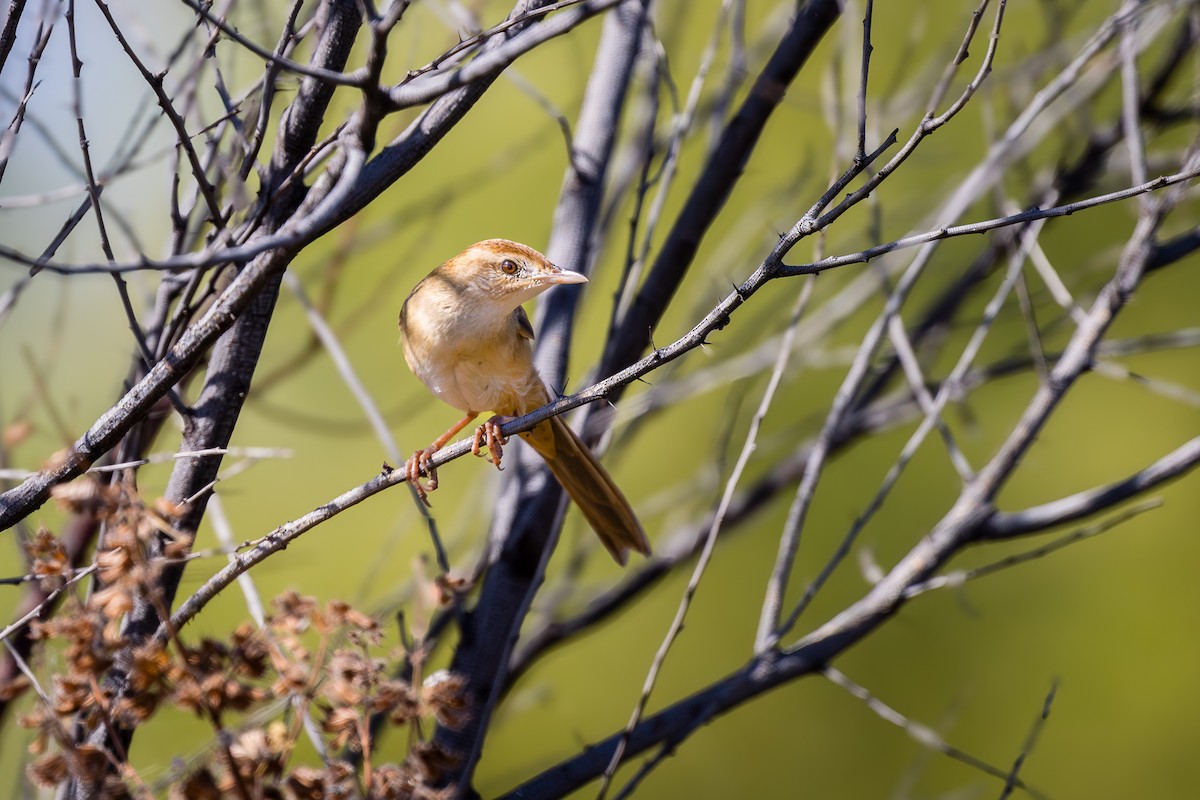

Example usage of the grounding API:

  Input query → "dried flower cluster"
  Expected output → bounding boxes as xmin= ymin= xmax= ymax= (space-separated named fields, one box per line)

xmin=11 ymin=480 xmax=467 ymax=798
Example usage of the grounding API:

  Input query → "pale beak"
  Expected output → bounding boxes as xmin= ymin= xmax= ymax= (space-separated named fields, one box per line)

xmin=535 ymin=265 xmax=588 ymax=286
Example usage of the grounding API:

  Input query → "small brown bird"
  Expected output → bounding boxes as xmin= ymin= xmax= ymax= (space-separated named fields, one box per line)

xmin=399 ymin=239 xmax=651 ymax=565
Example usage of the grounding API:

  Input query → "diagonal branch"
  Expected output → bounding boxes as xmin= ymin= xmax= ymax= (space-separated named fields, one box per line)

xmin=596 ymin=0 xmax=842 ymax=393
xmin=979 ymin=436 xmax=1200 ymax=539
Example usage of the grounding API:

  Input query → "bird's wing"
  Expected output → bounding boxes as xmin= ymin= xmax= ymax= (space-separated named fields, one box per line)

xmin=514 ymin=306 xmax=535 ymax=341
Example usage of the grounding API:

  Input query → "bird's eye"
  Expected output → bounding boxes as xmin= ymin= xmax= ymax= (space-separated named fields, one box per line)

xmin=500 ymin=259 xmax=519 ymax=275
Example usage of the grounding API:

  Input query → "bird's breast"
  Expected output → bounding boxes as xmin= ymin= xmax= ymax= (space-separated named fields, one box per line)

xmin=402 ymin=292 xmax=544 ymax=415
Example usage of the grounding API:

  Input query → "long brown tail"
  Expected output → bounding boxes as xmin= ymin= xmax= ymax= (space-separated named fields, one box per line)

xmin=520 ymin=415 xmax=650 ymax=565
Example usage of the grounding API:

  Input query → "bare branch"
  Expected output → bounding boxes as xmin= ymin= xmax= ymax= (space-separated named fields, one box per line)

xmin=979 ymin=437 xmax=1200 ymax=539
xmin=597 ymin=0 xmax=843 ymax=388
xmin=822 ymin=666 xmax=1049 ymax=799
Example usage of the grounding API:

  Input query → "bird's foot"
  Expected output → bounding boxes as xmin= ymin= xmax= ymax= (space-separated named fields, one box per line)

xmin=472 ymin=416 xmax=512 ymax=469
xmin=404 ymin=447 xmax=439 ymax=506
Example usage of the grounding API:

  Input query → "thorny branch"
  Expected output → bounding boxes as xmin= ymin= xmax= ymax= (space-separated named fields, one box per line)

xmin=0 ymin=0 xmax=1197 ymax=798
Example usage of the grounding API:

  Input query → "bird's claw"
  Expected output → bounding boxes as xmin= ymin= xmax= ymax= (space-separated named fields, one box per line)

xmin=405 ymin=447 xmax=438 ymax=506
xmin=472 ymin=417 xmax=510 ymax=470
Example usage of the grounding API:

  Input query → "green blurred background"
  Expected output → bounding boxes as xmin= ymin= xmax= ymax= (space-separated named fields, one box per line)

xmin=1 ymin=1 xmax=1198 ymax=797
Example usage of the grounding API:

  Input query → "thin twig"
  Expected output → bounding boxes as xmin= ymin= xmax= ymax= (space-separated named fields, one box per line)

xmin=998 ymin=681 xmax=1058 ymax=800
xmin=822 ymin=666 xmax=1049 ymax=800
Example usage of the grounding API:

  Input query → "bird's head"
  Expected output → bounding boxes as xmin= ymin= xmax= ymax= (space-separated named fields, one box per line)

xmin=439 ymin=239 xmax=588 ymax=313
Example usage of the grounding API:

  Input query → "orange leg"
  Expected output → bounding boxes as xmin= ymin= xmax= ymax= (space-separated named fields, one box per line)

xmin=405 ymin=412 xmax=477 ymax=504
xmin=472 ymin=415 xmax=512 ymax=470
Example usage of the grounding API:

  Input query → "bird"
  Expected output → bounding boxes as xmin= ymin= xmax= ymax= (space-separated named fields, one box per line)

xmin=398 ymin=239 xmax=651 ymax=565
